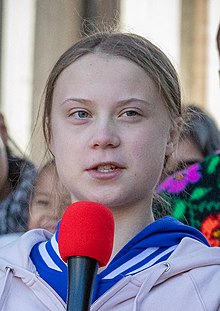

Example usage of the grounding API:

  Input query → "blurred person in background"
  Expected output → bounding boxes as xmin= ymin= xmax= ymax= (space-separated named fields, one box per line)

xmin=0 ymin=113 xmax=36 ymax=238
xmin=156 ymin=24 xmax=220 ymax=246
xmin=164 ymin=103 xmax=220 ymax=176
xmin=28 ymin=160 xmax=71 ymax=232
xmin=156 ymin=105 xmax=220 ymax=246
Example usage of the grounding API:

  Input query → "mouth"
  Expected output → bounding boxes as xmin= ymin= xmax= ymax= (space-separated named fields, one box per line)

xmin=88 ymin=162 xmax=125 ymax=171
xmin=86 ymin=162 xmax=125 ymax=178
xmin=95 ymin=164 xmax=119 ymax=173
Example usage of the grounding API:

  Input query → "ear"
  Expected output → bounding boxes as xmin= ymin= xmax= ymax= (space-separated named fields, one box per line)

xmin=165 ymin=117 xmax=182 ymax=156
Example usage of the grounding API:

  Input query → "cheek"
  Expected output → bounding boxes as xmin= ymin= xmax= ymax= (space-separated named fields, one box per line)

xmin=130 ymin=133 xmax=165 ymax=159
xmin=52 ymin=129 xmax=74 ymax=160
xmin=130 ymin=133 xmax=167 ymax=174
xmin=51 ymin=120 xmax=83 ymax=154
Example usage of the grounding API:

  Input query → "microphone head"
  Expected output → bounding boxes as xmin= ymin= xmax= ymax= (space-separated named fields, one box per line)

xmin=58 ymin=201 xmax=114 ymax=267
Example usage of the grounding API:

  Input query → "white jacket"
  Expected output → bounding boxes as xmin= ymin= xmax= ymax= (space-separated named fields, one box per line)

xmin=0 ymin=229 xmax=220 ymax=310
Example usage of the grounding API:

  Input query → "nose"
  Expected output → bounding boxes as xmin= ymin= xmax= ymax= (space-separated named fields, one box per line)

xmin=89 ymin=121 xmax=120 ymax=149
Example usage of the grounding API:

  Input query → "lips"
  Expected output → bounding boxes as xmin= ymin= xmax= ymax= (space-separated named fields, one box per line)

xmin=87 ymin=162 xmax=125 ymax=172
xmin=96 ymin=164 xmax=118 ymax=173
xmin=86 ymin=162 xmax=125 ymax=179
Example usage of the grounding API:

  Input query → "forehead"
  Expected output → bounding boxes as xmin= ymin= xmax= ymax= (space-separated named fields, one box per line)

xmin=53 ymin=53 xmax=163 ymax=106
xmin=57 ymin=53 xmax=149 ymax=83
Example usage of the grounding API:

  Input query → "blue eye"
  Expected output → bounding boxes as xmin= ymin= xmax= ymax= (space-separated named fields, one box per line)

xmin=118 ymin=109 xmax=143 ymax=122
xmin=121 ymin=110 xmax=141 ymax=118
xmin=124 ymin=110 xmax=139 ymax=117
xmin=73 ymin=111 xmax=91 ymax=119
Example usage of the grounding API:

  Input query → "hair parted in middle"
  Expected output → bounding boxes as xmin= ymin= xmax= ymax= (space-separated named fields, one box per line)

xmin=43 ymin=31 xmax=182 ymax=147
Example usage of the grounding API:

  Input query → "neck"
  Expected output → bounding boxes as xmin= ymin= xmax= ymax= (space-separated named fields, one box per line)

xmin=99 ymin=200 xmax=154 ymax=272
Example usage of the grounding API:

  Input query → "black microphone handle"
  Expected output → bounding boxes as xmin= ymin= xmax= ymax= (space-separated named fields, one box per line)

xmin=67 ymin=256 xmax=98 ymax=311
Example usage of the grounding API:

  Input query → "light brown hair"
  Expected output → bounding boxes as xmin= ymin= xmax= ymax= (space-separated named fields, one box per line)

xmin=42 ymin=32 xmax=182 ymax=147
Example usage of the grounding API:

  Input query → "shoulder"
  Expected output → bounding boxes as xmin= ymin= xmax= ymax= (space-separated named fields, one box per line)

xmin=168 ymin=237 xmax=220 ymax=268
xmin=0 ymin=229 xmax=52 ymax=269
xmin=133 ymin=238 xmax=220 ymax=310
xmin=0 ymin=233 xmax=22 ymax=247
xmin=0 ymin=230 xmax=64 ymax=311
xmin=161 ymin=238 xmax=220 ymax=309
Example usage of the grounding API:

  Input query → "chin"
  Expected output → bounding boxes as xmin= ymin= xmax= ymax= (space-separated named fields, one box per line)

xmin=74 ymin=187 xmax=133 ymax=208
xmin=78 ymin=195 xmax=119 ymax=208
xmin=91 ymin=196 xmax=130 ymax=210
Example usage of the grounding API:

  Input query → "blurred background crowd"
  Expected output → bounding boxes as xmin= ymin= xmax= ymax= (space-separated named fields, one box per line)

xmin=0 ymin=0 xmax=219 ymax=161
xmin=0 ymin=0 xmax=219 ymax=245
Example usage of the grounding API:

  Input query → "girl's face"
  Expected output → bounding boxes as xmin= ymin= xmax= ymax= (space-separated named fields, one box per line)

xmin=29 ymin=164 xmax=71 ymax=232
xmin=29 ymin=165 xmax=59 ymax=232
xmin=50 ymin=53 xmax=176 ymax=211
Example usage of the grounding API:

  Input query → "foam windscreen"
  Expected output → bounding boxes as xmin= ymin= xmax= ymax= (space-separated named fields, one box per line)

xmin=58 ymin=201 xmax=114 ymax=267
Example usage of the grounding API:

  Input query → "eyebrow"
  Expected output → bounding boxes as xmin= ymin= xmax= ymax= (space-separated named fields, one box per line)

xmin=61 ymin=98 xmax=92 ymax=105
xmin=117 ymin=98 xmax=153 ymax=106
xmin=61 ymin=97 xmax=153 ymax=107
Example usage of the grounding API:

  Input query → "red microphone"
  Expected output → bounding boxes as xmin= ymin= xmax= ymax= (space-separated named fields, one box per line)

xmin=58 ymin=201 xmax=114 ymax=311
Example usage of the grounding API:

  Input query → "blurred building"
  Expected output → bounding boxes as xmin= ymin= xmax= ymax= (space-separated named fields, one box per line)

xmin=0 ymin=0 xmax=219 ymax=164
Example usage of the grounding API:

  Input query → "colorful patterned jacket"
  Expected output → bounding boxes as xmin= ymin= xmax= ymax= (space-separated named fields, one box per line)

xmin=157 ymin=152 xmax=220 ymax=246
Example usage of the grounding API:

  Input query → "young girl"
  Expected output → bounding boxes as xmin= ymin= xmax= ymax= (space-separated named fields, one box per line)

xmin=28 ymin=160 xmax=71 ymax=232
xmin=0 ymin=32 xmax=220 ymax=310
